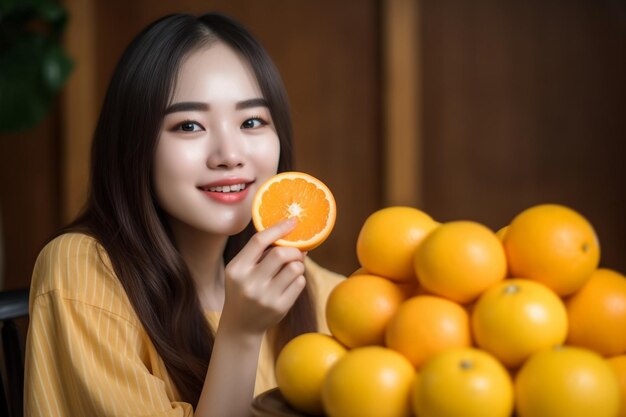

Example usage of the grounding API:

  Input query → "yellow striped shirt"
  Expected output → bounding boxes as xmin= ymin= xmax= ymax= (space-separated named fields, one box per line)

xmin=25 ymin=233 xmax=344 ymax=416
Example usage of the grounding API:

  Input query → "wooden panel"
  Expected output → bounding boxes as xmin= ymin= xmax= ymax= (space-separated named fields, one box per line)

xmin=382 ymin=0 xmax=422 ymax=208
xmin=62 ymin=0 xmax=382 ymax=275
xmin=62 ymin=0 xmax=98 ymax=223
xmin=0 ymin=111 xmax=61 ymax=289
xmin=421 ymin=0 xmax=626 ymax=272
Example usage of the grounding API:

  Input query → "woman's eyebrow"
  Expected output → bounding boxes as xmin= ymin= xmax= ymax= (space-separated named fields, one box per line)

xmin=236 ymin=98 xmax=268 ymax=110
xmin=164 ymin=98 xmax=268 ymax=114
xmin=164 ymin=101 xmax=209 ymax=114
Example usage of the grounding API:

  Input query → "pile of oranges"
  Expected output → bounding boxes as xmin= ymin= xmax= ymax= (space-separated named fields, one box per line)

xmin=275 ymin=204 xmax=626 ymax=417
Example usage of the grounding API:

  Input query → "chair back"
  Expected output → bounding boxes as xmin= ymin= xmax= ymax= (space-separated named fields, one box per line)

xmin=0 ymin=288 xmax=29 ymax=417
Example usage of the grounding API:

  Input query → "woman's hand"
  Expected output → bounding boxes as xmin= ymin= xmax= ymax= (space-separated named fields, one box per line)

xmin=197 ymin=220 xmax=306 ymax=417
xmin=221 ymin=218 xmax=306 ymax=336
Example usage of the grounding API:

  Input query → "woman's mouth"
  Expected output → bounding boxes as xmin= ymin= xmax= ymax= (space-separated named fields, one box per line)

xmin=201 ymin=183 xmax=247 ymax=193
xmin=198 ymin=181 xmax=252 ymax=203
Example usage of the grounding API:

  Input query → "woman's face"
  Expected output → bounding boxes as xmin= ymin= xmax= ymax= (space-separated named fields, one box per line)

xmin=153 ymin=42 xmax=280 ymax=238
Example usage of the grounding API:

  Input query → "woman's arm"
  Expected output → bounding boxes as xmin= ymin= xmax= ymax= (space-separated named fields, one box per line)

xmin=195 ymin=219 xmax=306 ymax=417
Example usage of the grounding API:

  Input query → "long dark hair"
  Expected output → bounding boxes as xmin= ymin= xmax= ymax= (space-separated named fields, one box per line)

xmin=61 ymin=13 xmax=317 ymax=405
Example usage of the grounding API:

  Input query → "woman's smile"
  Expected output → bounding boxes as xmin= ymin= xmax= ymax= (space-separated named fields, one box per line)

xmin=197 ymin=178 xmax=254 ymax=204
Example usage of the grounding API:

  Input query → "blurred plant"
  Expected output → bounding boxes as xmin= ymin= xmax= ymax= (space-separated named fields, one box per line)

xmin=0 ymin=0 xmax=73 ymax=133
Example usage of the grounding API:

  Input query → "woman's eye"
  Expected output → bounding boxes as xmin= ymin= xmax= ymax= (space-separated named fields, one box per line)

xmin=177 ymin=121 xmax=202 ymax=132
xmin=241 ymin=117 xmax=267 ymax=129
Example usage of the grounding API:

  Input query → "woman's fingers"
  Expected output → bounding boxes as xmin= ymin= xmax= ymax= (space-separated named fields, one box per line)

xmin=258 ymin=268 xmax=306 ymax=315
xmin=268 ymin=258 xmax=306 ymax=293
xmin=236 ymin=218 xmax=297 ymax=265
xmin=229 ymin=218 xmax=303 ymax=284
xmin=276 ymin=274 xmax=306 ymax=311
xmin=254 ymin=246 xmax=304 ymax=281
xmin=256 ymin=259 xmax=306 ymax=310
xmin=222 ymin=218 xmax=309 ymax=332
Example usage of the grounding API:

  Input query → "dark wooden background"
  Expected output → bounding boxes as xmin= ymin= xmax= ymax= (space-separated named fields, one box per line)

xmin=421 ymin=0 xmax=626 ymax=275
xmin=1 ymin=0 xmax=624 ymax=291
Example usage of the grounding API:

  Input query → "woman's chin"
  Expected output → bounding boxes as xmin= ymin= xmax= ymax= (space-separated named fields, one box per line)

xmin=228 ymin=220 xmax=253 ymax=236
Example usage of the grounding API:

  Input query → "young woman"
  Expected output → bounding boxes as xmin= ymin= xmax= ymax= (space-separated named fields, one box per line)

xmin=24 ymin=12 xmax=344 ymax=417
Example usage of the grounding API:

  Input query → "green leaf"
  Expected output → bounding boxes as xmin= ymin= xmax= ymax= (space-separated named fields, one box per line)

xmin=0 ymin=0 xmax=72 ymax=133
xmin=42 ymin=42 xmax=73 ymax=91
xmin=35 ymin=0 xmax=67 ymax=36
xmin=1 ymin=34 xmax=50 ymax=132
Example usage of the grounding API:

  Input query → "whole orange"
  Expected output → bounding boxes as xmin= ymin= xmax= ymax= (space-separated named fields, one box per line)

xmin=566 ymin=268 xmax=626 ymax=356
xmin=350 ymin=266 xmax=421 ymax=298
xmin=495 ymin=225 xmax=509 ymax=242
xmin=275 ymin=333 xmax=347 ymax=415
xmin=322 ymin=346 xmax=415 ymax=417
xmin=326 ymin=274 xmax=406 ymax=348
xmin=356 ymin=206 xmax=439 ymax=282
xmin=503 ymin=204 xmax=600 ymax=296
xmin=396 ymin=281 xmax=421 ymax=298
xmin=414 ymin=221 xmax=507 ymax=304
xmin=385 ymin=295 xmax=472 ymax=368
xmin=471 ymin=278 xmax=568 ymax=368
xmin=515 ymin=346 xmax=620 ymax=417
xmin=349 ymin=266 xmax=369 ymax=276
xmin=495 ymin=225 xmax=510 ymax=278
xmin=411 ymin=347 xmax=514 ymax=417
xmin=607 ymin=355 xmax=626 ymax=417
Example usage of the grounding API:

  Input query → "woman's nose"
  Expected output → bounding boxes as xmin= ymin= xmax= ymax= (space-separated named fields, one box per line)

xmin=206 ymin=124 xmax=244 ymax=169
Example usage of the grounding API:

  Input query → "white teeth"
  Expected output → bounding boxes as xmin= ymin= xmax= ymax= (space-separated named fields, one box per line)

xmin=206 ymin=183 xmax=246 ymax=193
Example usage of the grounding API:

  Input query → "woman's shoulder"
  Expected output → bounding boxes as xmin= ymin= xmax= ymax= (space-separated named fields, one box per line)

xmin=33 ymin=232 xmax=110 ymax=278
xmin=30 ymin=232 xmax=134 ymax=318
xmin=37 ymin=232 xmax=102 ymax=261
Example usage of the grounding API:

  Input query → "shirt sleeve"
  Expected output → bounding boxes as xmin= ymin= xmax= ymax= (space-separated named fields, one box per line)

xmin=24 ymin=235 xmax=195 ymax=417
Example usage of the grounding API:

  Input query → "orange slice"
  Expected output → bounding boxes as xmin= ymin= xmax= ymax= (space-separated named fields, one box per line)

xmin=252 ymin=172 xmax=336 ymax=251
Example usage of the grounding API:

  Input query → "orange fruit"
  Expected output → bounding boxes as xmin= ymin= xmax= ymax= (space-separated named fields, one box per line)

xmin=275 ymin=333 xmax=347 ymax=415
xmin=495 ymin=225 xmax=509 ymax=242
xmin=495 ymin=226 xmax=512 ymax=277
xmin=349 ymin=266 xmax=369 ymax=276
xmin=322 ymin=346 xmax=415 ymax=417
xmin=326 ymin=274 xmax=406 ymax=348
xmin=503 ymin=204 xmax=600 ymax=296
xmin=412 ymin=347 xmax=514 ymax=417
xmin=471 ymin=278 xmax=568 ymax=368
xmin=607 ymin=355 xmax=626 ymax=417
xmin=349 ymin=266 xmax=423 ymax=296
xmin=395 ymin=281 xmax=421 ymax=299
xmin=350 ymin=271 xmax=427 ymax=298
xmin=565 ymin=268 xmax=626 ymax=356
xmin=414 ymin=221 xmax=507 ymax=304
xmin=356 ymin=206 xmax=439 ymax=282
xmin=385 ymin=295 xmax=472 ymax=368
xmin=515 ymin=346 xmax=620 ymax=417
xmin=252 ymin=171 xmax=336 ymax=251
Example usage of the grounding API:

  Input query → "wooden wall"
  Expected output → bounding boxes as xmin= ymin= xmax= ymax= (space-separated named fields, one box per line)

xmin=0 ymin=109 xmax=62 ymax=289
xmin=1 ymin=0 xmax=624 ymax=290
xmin=421 ymin=0 xmax=626 ymax=273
